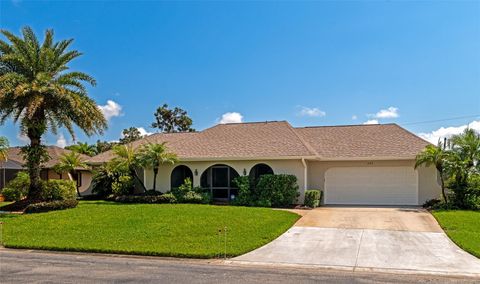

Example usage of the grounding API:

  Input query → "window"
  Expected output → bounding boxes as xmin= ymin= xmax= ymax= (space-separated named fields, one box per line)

xmin=171 ymin=165 xmax=193 ymax=189
xmin=249 ymin=163 xmax=274 ymax=185
xmin=200 ymin=165 xmax=239 ymax=201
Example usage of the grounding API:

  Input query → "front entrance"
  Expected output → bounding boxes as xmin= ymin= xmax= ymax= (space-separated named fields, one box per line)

xmin=200 ymin=165 xmax=239 ymax=201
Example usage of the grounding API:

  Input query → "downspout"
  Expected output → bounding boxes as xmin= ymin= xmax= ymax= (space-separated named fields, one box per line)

xmin=301 ymin=158 xmax=308 ymax=192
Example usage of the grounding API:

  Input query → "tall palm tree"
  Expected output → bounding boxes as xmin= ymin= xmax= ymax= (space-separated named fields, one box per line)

xmin=449 ymin=128 xmax=480 ymax=180
xmin=53 ymin=151 xmax=89 ymax=197
xmin=415 ymin=142 xmax=450 ymax=202
xmin=138 ymin=142 xmax=178 ymax=191
xmin=110 ymin=145 xmax=147 ymax=192
xmin=0 ymin=27 xmax=107 ymax=201
xmin=0 ymin=136 xmax=8 ymax=161
xmin=66 ymin=142 xmax=97 ymax=157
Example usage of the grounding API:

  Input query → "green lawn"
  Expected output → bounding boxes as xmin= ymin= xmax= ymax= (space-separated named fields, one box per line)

xmin=0 ymin=201 xmax=299 ymax=258
xmin=432 ymin=210 xmax=480 ymax=258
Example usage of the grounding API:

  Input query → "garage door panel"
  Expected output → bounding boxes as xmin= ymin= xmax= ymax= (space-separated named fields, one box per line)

xmin=325 ymin=167 xmax=418 ymax=205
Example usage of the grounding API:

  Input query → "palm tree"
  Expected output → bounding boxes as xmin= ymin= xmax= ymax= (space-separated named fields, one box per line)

xmin=449 ymin=128 xmax=480 ymax=180
xmin=110 ymin=145 xmax=147 ymax=192
xmin=53 ymin=151 xmax=89 ymax=197
xmin=0 ymin=136 xmax=8 ymax=161
xmin=66 ymin=142 xmax=97 ymax=157
xmin=138 ymin=142 xmax=178 ymax=191
xmin=0 ymin=27 xmax=107 ymax=201
xmin=415 ymin=142 xmax=450 ymax=202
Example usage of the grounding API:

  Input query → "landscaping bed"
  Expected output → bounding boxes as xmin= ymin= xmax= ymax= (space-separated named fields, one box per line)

xmin=0 ymin=201 xmax=299 ymax=258
xmin=432 ymin=210 xmax=480 ymax=258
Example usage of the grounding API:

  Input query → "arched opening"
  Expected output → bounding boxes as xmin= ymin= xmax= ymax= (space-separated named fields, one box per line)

xmin=200 ymin=164 xmax=239 ymax=201
xmin=171 ymin=165 xmax=193 ymax=189
xmin=249 ymin=163 xmax=274 ymax=185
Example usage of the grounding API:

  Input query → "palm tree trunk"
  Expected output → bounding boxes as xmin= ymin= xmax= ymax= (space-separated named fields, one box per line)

xmin=440 ymin=174 xmax=447 ymax=203
xmin=153 ymin=167 xmax=158 ymax=191
xmin=26 ymin=129 xmax=44 ymax=201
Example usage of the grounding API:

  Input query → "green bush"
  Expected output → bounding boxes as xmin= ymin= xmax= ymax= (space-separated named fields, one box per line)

xmin=24 ymin=199 xmax=79 ymax=214
xmin=114 ymin=193 xmax=177 ymax=204
xmin=172 ymin=178 xmax=211 ymax=204
xmin=40 ymin=180 xmax=77 ymax=201
xmin=1 ymin=172 xmax=29 ymax=201
xmin=232 ymin=176 xmax=253 ymax=206
xmin=304 ymin=190 xmax=321 ymax=208
xmin=111 ymin=174 xmax=134 ymax=196
xmin=255 ymin=174 xmax=299 ymax=208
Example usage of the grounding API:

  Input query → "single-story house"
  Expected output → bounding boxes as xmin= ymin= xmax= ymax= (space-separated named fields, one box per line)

xmin=0 ymin=146 xmax=93 ymax=194
xmin=88 ymin=121 xmax=441 ymax=205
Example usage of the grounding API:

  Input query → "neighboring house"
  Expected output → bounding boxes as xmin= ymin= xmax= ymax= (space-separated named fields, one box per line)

xmin=88 ymin=121 xmax=441 ymax=205
xmin=0 ymin=146 xmax=93 ymax=194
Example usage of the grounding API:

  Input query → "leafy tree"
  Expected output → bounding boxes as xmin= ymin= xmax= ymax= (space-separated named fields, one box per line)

xmin=151 ymin=104 xmax=195 ymax=133
xmin=65 ymin=142 xmax=97 ymax=156
xmin=138 ymin=142 xmax=178 ymax=191
xmin=0 ymin=27 xmax=107 ymax=201
xmin=0 ymin=136 xmax=8 ymax=161
xmin=53 ymin=151 xmax=89 ymax=197
xmin=95 ymin=140 xmax=117 ymax=154
xmin=119 ymin=127 xmax=143 ymax=144
xmin=415 ymin=142 xmax=450 ymax=203
xmin=110 ymin=144 xmax=147 ymax=192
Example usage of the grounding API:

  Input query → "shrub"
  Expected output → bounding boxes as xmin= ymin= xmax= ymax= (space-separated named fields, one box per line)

xmin=114 ymin=193 xmax=177 ymax=204
xmin=1 ymin=171 xmax=29 ymax=201
xmin=40 ymin=180 xmax=77 ymax=201
xmin=232 ymin=176 xmax=253 ymax=206
xmin=111 ymin=174 xmax=134 ymax=196
xmin=304 ymin=190 xmax=322 ymax=208
xmin=24 ymin=199 xmax=79 ymax=214
xmin=255 ymin=174 xmax=299 ymax=208
xmin=422 ymin=198 xmax=441 ymax=209
xmin=144 ymin=189 xmax=163 ymax=196
xmin=172 ymin=178 xmax=211 ymax=204
xmin=448 ymin=174 xmax=480 ymax=210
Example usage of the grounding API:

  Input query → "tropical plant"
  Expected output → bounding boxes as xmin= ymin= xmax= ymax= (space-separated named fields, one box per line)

xmin=0 ymin=136 xmax=8 ymax=161
xmin=151 ymin=104 xmax=195 ymax=133
xmin=415 ymin=142 xmax=450 ymax=202
xmin=0 ymin=27 xmax=107 ymax=201
xmin=65 ymin=142 xmax=97 ymax=156
xmin=109 ymin=144 xmax=146 ymax=192
xmin=138 ymin=142 xmax=178 ymax=191
xmin=53 ymin=151 xmax=89 ymax=197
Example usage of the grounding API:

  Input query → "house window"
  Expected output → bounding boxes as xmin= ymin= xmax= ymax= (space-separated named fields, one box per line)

xmin=200 ymin=165 xmax=239 ymax=201
xmin=249 ymin=163 xmax=274 ymax=186
xmin=170 ymin=165 xmax=193 ymax=189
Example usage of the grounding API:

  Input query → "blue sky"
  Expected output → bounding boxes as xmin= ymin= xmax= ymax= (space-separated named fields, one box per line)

xmin=1 ymin=0 xmax=479 ymax=147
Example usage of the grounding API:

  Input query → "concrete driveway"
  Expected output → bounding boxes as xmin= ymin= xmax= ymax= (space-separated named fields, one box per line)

xmin=233 ymin=207 xmax=480 ymax=277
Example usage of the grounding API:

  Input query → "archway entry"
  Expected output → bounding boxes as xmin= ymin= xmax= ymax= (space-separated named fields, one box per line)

xmin=171 ymin=165 xmax=193 ymax=189
xmin=201 ymin=164 xmax=239 ymax=201
xmin=249 ymin=163 xmax=274 ymax=185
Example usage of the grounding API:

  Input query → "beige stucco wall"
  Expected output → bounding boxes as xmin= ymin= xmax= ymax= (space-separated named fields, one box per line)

xmin=45 ymin=169 xmax=93 ymax=195
xmin=307 ymin=160 xmax=441 ymax=205
xmin=143 ymin=159 xmax=307 ymax=202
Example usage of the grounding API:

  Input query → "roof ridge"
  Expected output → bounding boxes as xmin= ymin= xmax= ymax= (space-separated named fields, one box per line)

xmin=285 ymin=122 xmax=319 ymax=157
xmin=391 ymin=123 xmax=433 ymax=145
xmin=295 ymin=123 xmax=397 ymax=129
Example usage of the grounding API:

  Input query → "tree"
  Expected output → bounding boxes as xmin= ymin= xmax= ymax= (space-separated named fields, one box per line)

xmin=95 ymin=140 xmax=117 ymax=154
xmin=138 ymin=142 xmax=178 ymax=191
xmin=54 ymin=151 xmax=89 ymax=197
xmin=151 ymin=104 xmax=195 ymax=133
xmin=415 ymin=142 xmax=450 ymax=203
xmin=119 ymin=127 xmax=143 ymax=144
xmin=0 ymin=27 xmax=107 ymax=201
xmin=65 ymin=142 xmax=97 ymax=156
xmin=109 ymin=144 xmax=146 ymax=192
xmin=0 ymin=136 xmax=8 ymax=161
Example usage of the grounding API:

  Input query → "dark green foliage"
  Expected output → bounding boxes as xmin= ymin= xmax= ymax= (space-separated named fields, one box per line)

xmin=119 ymin=127 xmax=144 ymax=144
xmin=24 ymin=200 xmax=79 ymax=214
xmin=91 ymin=165 xmax=134 ymax=197
xmin=255 ymin=174 xmax=299 ymax=207
xmin=111 ymin=175 xmax=134 ymax=196
xmin=40 ymin=180 xmax=77 ymax=201
xmin=151 ymin=104 xmax=195 ymax=133
xmin=113 ymin=193 xmax=177 ymax=204
xmin=171 ymin=178 xmax=211 ymax=204
xmin=449 ymin=174 xmax=480 ymax=210
xmin=1 ymin=172 xmax=29 ymax=201
xmin=232 ymin=175 xmax=253 ymax=206
xmin=144 ymin=190 xmax=163 ymax=196
xmin=304 ymin=190 xmax=322 ymax=208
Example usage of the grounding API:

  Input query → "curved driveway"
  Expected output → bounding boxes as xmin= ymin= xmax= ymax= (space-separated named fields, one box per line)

xmin=233 ymin=207 xmax=480 ymax=277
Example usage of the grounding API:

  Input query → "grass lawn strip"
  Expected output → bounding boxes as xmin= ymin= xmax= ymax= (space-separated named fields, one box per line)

xmin=432 ymin=210 xmax=480 ymax=258
xmin=0 ymin=201 xmax=299 ymax=258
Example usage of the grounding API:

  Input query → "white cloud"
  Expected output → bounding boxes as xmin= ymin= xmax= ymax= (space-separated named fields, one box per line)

xmin=98 ymin=100 xmax=122 ymax=120
xmin=16 ymin=132 xmax=29 ymax=144
xmin=418 ymin=120 xmax=480 ymax=144
xmin=363 ymin=119 xmax=379 ymax=125
xmin=298 ymin=106 xmax=326 ymax=117
xmin=56 ymin=134 xmax=67 ymax=148
xmin=352 ymin=115 xmax=358 ymax=120
xmin=373 ymin=106 xmax=399 ymax=119
xmin=137 ymin=127 xmax=153 ymax=137
xmin=219 ymin=112 xmax=243 ymax=124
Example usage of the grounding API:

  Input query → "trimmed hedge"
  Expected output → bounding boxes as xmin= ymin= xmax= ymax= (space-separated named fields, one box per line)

xmin=41 ymin=180 xmax=77 ymax=201
xmin=1 ymin=171 xmax=29 ymax=201
xmin=255 ymin=174 xmax=299 ymax=207
xmin=304 ymin=190 xmax=322 ymax=208
xmin=114 ymin=193 xmax=177 ymax=204
xmin=24 ymin=200 xmax=79 ymax=214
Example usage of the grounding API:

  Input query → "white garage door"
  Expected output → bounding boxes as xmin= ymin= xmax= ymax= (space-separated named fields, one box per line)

xmin=325 ymin=167 xmax=418 ymax=205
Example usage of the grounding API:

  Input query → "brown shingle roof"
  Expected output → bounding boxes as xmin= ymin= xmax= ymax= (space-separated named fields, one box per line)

xmin=294 ymin=124 xmax=430 ymax=160
xmin=87 ymin=121 xmax=430 ymax=163
xmin=5 ymin=146 xmax=90 ymax=169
